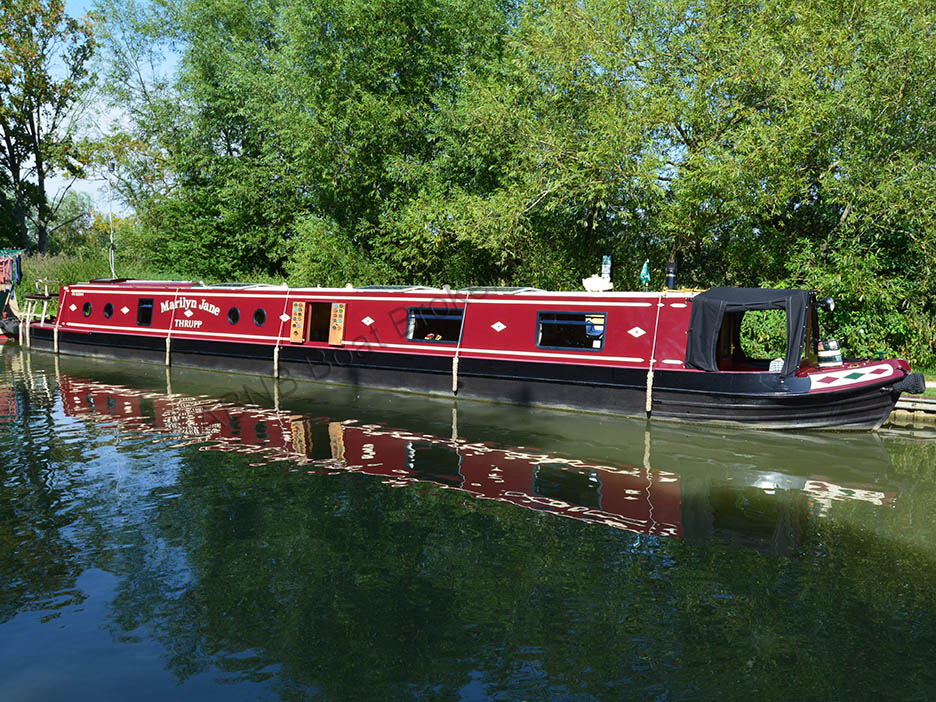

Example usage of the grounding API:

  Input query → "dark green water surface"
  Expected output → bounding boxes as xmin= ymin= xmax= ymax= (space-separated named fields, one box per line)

xmin=2 ymin=347 xmax=936 ymax=701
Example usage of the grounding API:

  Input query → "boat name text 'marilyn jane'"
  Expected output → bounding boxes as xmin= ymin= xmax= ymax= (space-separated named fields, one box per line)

xmin=4 ymin=278 xmax=925 ymax=429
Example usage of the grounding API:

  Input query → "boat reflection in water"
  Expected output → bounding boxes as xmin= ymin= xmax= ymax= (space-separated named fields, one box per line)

xmin=56 ymin=372 xmax=898 ymax=548
xmin=0 ymin=384 xmax=18 ymax=424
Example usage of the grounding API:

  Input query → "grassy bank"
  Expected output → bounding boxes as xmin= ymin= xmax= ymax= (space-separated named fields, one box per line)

xmin=17 ymin=253 xmax=175 ymax=316
xmin=20 ymin=254 xmax=170 ymax=292
xmin=917 ymin=369 xmax=936 ymax=396
xmin=16 ymin=253 xmax=286 ymax=317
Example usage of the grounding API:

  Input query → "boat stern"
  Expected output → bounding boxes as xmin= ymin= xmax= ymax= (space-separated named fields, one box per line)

xmin=801 ymin=358 xmax=922 ymax=396
xmin=792 ymin=358 xmax=924 ymax=430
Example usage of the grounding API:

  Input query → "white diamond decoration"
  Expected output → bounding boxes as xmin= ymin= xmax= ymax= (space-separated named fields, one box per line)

xmin=183 ymin=309 xmax=194 ymax=317
xmin=120 ymin=306 xmax=130 ymax=315
xmin=628 ymin=326 xmax=647 ymax=338
xmin=280 ymin=313 xmax=290 ymax=322
xmin=69 ymin=304 xmax=77 ymax=311
xmin=491 ymin=321 xmax=507 ymax=332
xmin=362 ymin=316 xmax=375 ymax=326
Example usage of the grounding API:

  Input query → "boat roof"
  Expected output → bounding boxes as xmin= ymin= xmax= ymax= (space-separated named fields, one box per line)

xmin=87 ymin=278 xmax=200 ymax=287
xmin=68 ymin=279 xmax=699 ymax=298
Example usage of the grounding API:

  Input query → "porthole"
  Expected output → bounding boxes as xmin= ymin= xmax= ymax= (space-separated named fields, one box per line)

xmin=254 ymin=308 xmax=267 ymax=327
xmin=82 ymin=302 xmax=92 ymax=317
xmin=103 ymin=302 xmax=114 ymax=319
xmin=228 ymin=307 xmax=240 ymax=325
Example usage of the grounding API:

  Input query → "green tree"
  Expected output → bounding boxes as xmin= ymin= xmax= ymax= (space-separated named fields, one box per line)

xmin=413 ymin=0 xmax=936 ymax=357
xmin=42 ymin=190 xmax=92 ymax=253
xmin=0 ymin=0 xmax=96 ymax=252
xmin=95 ymin=0 xmax=516 ymax=281
xmin=93 ymin=0 xmax=280 ymax=278
xmin=431 ymin=0 xmax=936 ymax=284
xmin=95 ymin=0 xmax=936 ymax=363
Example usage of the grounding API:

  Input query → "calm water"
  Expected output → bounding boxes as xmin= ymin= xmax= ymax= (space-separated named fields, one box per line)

xmin=2 ymin=347 xmax=936 ymax=701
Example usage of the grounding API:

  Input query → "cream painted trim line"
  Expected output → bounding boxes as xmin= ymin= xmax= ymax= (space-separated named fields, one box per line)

xmin=63 ymin=321 xmax=289 ymax=343
xmin=74 ymin=284 xmax=695 ymax=299
xmin=343 ymin=340 xmax=644 ymax=364
xmin=453 ymin=299 xmax=653 ymax=307
xmin=75 ymin=287 xmax=281 ymax=297
xmin=70 ymin=288 xmax=657 ymax=307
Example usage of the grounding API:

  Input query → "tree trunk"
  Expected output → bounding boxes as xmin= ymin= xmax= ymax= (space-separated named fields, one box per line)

xmin=1 ymin=156 xmax=30 ymax=250
xmin=34 ymin=114 xmax=48 ymax=254
xmin=36 ymin=193 xmax=48 ymax=254
xmin=13 ymin=190 xmax=29 ymax=251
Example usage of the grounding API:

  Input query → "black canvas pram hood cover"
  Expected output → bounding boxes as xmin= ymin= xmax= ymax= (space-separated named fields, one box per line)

xmin=684 ymin=287 xmax=814 ymax=378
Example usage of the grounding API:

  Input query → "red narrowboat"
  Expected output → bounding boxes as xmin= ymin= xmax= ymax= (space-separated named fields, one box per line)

xmin=7 ymin=280 xmax=925 ymax=429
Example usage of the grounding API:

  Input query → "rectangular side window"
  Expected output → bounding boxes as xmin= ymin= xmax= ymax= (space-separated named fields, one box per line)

xmin=537 ymin=311 xmax=606 ymax=351
xmin=137 ymin=298 xmax=154 ymax=326
xmin=407 ymin=307 xmax=463 ymax=343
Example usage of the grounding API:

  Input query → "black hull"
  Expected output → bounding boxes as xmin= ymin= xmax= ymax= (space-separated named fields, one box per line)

xmin=23 ymin=327 xmax=903 ymax=430
xmin=649 ymin=385 xmax=898 ymax=430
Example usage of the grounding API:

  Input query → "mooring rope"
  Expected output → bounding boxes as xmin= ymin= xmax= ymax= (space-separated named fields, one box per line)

xmin=275 ymin=289 xmax=290 ymax=379
xmin=53 ymin=287 xmax=65 ymax=354
xmin=166 ymin=288 xmax=180 ymax=367
xmin=452 ymin=291 xmax=470 ymax=394
xmin=645 ymin=291 xmax=665 ymax=417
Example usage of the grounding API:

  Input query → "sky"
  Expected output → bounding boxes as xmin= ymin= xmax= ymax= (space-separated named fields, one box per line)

xmin=65 ymin=0 xmax=97 ymax=16
xmin=46 ymin=0 xmax=138 ymax=215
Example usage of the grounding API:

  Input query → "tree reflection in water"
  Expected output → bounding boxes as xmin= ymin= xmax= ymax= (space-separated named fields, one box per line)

xmin=1 ymin=353 xmax=935 ymax=700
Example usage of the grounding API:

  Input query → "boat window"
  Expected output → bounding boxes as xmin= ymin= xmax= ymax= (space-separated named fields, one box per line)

xmin=739 ymin=310 xmax=786 ymax=359
xmin=537 ymin=311 xmax=606 ymax=350
xmin=804 ymin=306 xmax=820 ymax=366
xmin=407 ymin=307 xmax=463 ymax=343
xmin=254 ymin=308 xmax=266 ymax=327
xmin=82 ymin=302 xmax=92 ymax=317
xmin=103 ymin=303 xmax=114 ymax=319
xmin=228 ymin=307 xmax=240 ymax=325
xmin=716 ymin=310 xmax=789 ymax=371
xmin=137 ymin=298 xmax=154 ymax=326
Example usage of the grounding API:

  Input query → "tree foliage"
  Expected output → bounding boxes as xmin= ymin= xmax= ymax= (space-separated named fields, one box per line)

xmin=94 ymin=0 xmax=936 ymax=364
xmin=0 ymin=0 xmax=96 ymax=252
